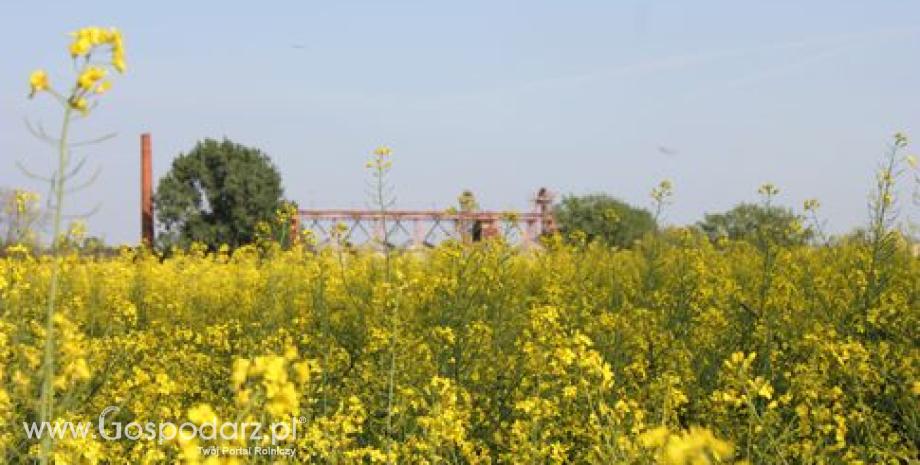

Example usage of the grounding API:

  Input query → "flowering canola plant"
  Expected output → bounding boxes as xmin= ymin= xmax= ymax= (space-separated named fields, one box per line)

xmin=23 ymin=25 xmax=127 ymax=465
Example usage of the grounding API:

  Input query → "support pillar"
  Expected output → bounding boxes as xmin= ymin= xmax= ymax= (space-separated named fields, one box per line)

xmin=141 ymin=133 xmax=154 ymax=246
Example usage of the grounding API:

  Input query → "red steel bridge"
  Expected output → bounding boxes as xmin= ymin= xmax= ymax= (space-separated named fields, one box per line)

xmin=295 ymin=188 xmax=556 ymax=249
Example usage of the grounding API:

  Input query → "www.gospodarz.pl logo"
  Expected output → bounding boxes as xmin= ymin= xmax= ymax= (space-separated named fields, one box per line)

xmin=24 ymin=406 xmax=305 ymax=446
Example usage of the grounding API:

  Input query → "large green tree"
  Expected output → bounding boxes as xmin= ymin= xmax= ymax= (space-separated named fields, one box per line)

xmin=554 ymin=194 xmax=657 ymax=248
xmin=697 ymin=202 xmax=810 ymax=247
xmin=154 ymin=138 xmax=285 ymax=249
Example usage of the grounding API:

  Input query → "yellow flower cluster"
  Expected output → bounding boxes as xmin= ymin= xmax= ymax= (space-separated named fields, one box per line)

xmin=367 ymin=145 xmax=394 ymax=171
xmin=639 ymin=426 xmax=735 ymax=465
xmin=69 ymin=26 xmax=126 ymax=73
xmin=233 ymin=348 xmax=313 ymax=418
xmin=29 ymin=26 xmax=126 ymax=113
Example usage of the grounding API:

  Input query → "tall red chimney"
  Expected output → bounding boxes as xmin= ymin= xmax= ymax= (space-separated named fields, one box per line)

xmin=141 ymin=133 xmax=154 ymax=245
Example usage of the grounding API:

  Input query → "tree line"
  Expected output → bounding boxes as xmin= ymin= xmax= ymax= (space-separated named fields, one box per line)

xmin=1 ymin=137 xmax=893 ymax=252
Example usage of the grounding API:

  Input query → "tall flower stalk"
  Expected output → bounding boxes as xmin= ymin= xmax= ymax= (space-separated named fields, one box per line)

xmin=858 ymin=133 xmax=911 ymax=325
xmin=26 ymin=26 xmax=126 ymax=463
xmin=367 ymin=146 xmax=399 ymax=462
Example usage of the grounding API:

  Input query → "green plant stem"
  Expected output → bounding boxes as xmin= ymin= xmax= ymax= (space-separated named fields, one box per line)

xmin=378 ymin=166 xmax=398 ymax=464
xmin=40 ymin=105 xmax=73 ymax=464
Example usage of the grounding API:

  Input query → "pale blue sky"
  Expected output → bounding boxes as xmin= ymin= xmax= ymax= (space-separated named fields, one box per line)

xmin=2 ymin=1 xmax=920 ymax=243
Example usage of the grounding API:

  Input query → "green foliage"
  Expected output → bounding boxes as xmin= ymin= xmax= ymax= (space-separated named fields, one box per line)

xmin=697 ymin=202 xmax=810 ymax=247
xmin=553 ymin=193 xmax=657 ymax=248
xmin=154 ymin=138 xmax=286 ymax=250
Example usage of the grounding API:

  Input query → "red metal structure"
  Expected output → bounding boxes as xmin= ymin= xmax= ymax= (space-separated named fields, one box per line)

xmin=297 ymin=189 xmax=556 ymax=249
xmin=141 ymin=133 xmax=154 ymax=245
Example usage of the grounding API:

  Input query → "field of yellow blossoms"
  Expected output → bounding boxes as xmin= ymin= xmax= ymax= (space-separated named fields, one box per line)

xmin=1 ymin=229 xmax=917 ymax=463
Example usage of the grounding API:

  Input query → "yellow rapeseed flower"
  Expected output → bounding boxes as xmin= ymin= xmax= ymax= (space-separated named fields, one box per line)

xmin=70 ymin=97 xmax=89 ymax=114
xmin=730 ymin=352 xmax=745 ymax=365
xmin=188 ymin=404 xmax=218 ymax=425
xmin=804 ymin=199 xmax=820 ymax=211
xmin=111 ymin=29 xmax=127 ymax=73
xmin=293 ymin=361 xmax=312 ymax=384
xmin=78 ymin=66 xmax=107 ymax=90
xmin=70 ymin=37 xmax=92 ymax=57
xmin=757 ymin=382 xmax=773 ymax=400
xmin=639 ymin=426 xmax=670 ymax=448
xmin=231 ymin=359 xmax=250 ymax=387
xmin=29 ymin=70 xmax=49 ymax=98
xmin=113 ymin=50 xmax=127 ymax=74
xmin=95 ymin=80 xmax=112 ymax=94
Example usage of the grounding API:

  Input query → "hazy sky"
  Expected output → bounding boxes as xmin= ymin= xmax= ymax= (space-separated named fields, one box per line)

xmin=2 ymin=1 xmax=920 ymax=244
